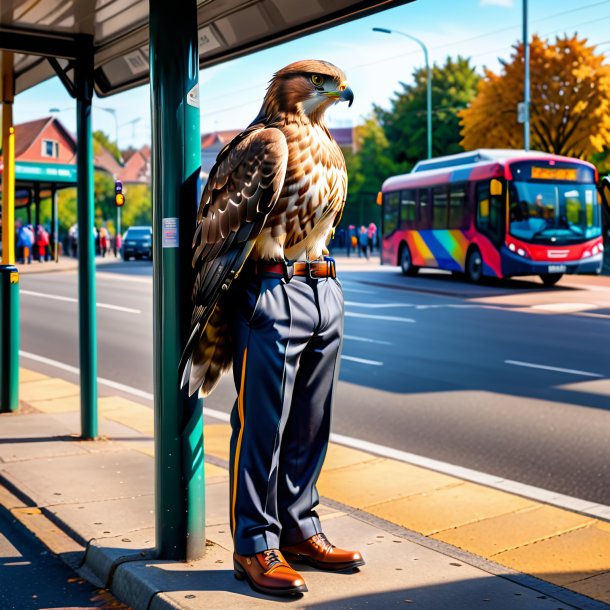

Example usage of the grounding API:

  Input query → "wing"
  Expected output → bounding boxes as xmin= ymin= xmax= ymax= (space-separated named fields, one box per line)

xmin=179 ymin=126 xmax=288 ymax=394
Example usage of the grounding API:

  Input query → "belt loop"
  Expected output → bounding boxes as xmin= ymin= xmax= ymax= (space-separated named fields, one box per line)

xmin=283 ymin=260 xmax=294 ymax=283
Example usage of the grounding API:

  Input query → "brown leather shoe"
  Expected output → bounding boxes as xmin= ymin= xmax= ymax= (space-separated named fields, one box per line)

xmin=282 ymin=533 xmax=365 ymax=572
xmin=233 ymin=549 xmax=307 ymax=596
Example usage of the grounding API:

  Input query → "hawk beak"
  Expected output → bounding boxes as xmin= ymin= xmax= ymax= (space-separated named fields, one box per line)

xmin=339 ymin=86 xmax=354 ymax=107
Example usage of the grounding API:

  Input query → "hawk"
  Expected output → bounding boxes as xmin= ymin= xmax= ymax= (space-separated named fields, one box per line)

xmin=180 ymin=59 xmax=354 ymax=396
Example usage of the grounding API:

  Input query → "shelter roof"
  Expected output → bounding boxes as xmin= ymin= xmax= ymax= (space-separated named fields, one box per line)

xmin=1 ymin=0 xmax=414 ymax=97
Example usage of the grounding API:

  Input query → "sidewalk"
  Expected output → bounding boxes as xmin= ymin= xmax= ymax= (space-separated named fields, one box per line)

xmin=1 ymin=370 xmax=609 ymax=609
xmin=14 ymin=255 xmax=122 ymax=275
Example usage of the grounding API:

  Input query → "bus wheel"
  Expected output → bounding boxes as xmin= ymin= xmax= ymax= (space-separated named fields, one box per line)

xmin=465 ymin=248 xmax=483 ymax=283
xmin=399 ymin=245 xmax=418 ymax=276
xmin=540 ymin=273 xmax=563 ymax=287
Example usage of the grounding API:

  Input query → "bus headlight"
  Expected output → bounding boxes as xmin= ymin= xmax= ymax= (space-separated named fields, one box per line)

xmin=583 ymin=250 xmax=592 ymax=258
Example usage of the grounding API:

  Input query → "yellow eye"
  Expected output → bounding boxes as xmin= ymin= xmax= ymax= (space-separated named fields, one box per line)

xmin=311 ymin=74 xmax=324 ymax=87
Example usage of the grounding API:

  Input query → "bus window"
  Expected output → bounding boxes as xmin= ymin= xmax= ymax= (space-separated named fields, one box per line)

xmin=477 ymin=180 xmax=504 ymax=245
xmin=400 ymin=189 xmax=417 ymax=227
xmin=449 ymin=183 xmax=467 ymax=229
xmin=383 ymin=191 xmax=400 ymax=237
xmin=418 ymin=188 xmax=431 ymax=229
xmin=432 ymin=186 xmax=448 ymax=229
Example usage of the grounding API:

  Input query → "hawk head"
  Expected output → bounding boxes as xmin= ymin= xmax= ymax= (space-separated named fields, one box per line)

xmin=263 ymin=59 xmax=354 ymax=123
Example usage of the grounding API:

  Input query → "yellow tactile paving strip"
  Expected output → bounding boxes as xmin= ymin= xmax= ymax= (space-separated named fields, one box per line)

xmin=15 ymin=368 xmax=610 ymax=605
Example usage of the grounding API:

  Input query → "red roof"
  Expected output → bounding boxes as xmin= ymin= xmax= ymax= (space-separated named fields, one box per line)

xmin=14 ymin=116 xmax=77 ymax=159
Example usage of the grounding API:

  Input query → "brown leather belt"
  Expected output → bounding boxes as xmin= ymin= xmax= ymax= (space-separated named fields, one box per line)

xmin=247 ymin=258 xmax=337 ymax=280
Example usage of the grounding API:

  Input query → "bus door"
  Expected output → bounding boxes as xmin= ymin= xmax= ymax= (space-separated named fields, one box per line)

xmin=476 ymin=179 xmax=505 ymax=247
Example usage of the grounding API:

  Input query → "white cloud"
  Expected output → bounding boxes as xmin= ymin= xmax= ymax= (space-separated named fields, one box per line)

xmin=480 ymin=0 xmax=513 ymax=7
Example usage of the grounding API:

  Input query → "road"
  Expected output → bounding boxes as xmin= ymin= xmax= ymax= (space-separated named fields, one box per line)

xmin=0 ymin=486 xmax=125 ymax=609
xmin=18 ymin=258 xmax=610 ymax=506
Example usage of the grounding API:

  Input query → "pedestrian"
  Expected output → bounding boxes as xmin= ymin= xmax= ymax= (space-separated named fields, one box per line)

xmin=35 ymin=224 xmax=49 ymax=262
xmin=347 ymin=224 xmax=356 ymax=257
xmin=358 ymin=225 xmax=369 ymax=259
xmin=20 ymin=224 xmax=34 ymax=264
xmin=69 ymin=224 xmax=78 ymax=258
xmin=99 ymin=226 xmax=109 ymax=257
xmin=367 ymin=222 xmax=377 ymax=254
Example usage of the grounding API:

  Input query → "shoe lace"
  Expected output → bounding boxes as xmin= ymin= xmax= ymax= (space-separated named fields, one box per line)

xmin=311 ymin=533 xmax=334 ymax=554
xmin=262 ymin=549 xmax=283 ymax=570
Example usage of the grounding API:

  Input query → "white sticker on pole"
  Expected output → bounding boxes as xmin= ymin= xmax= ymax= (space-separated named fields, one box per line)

xmin=187 ymin=83 xmax=199 ymax=108
xmin=162 ymin=218 xmax=179 ymax=248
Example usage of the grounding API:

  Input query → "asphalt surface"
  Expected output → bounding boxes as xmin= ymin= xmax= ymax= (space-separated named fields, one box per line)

xmin=0 ymin=491 xmax=124 ymax=609
xmin=18 ymin=258 xmax=610 ymax=505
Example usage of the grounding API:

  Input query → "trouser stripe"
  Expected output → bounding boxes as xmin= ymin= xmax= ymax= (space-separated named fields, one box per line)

xmin=231 ymin=347 xmax=248 ymax=538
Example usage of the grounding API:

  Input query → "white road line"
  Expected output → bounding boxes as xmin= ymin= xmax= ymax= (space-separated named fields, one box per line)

xmin=17 ymin=350 xmax=610 ymax=521
xmin=19 ymin=351 xmax=154 ymax=399
xmin=345 ymin=311 xmax=415 ymax=323
xmin=505 ymin=359 xmax=603 ymax=378
xmin=20 ymin=289 xmax=141 ymax=314
xmin=342 ymin=287 xmax=374 ymax=294
xmin=340 ymin=355 xmax=383 ymax=366
xmin=343 ymin=334 xmax=392 ymax=345
xmin=345 ymin=301 xmax=412 ymax=309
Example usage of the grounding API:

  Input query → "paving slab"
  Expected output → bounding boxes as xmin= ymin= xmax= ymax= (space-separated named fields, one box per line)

xmin=433 ymin=505 xmax=595 ymax=557
xmin=1 ymin=448 xmax=153 ymax=506
xmin=368 ymin=482 xmax=536 ymax=535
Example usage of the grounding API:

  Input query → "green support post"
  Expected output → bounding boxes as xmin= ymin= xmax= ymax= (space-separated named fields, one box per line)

xmin=75 ymin=37 xmax=98 ymax=439
xmin=0 ymin=267 xmax=19 ymax=413
xmin=150 ymin=0 xmax=205 ymax=560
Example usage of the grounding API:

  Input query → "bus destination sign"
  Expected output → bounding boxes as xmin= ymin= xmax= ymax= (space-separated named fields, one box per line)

xmin=531 ymin=166 xmax=578 ymax=181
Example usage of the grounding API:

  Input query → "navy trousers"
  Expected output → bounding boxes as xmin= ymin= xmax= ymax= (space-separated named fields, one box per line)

xmin=229 ymin=271 xmax=344 ymax=556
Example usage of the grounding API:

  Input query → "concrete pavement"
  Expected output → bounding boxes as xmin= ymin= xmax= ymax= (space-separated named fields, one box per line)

xmin=1 ymin=369 xmax=609 ymax=609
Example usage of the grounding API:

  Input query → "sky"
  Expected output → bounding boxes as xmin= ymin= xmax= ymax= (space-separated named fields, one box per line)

xmin=13 ymin=0 xmax=610 ymax=150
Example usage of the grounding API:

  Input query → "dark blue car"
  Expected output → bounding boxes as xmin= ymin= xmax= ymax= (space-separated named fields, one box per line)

xmin=121 ymin=226 xmax=153 ymax=261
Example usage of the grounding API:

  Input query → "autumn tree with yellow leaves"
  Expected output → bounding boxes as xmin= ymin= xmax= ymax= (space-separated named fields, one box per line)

xmin=460 ymin=35 xmax=610 ymax=158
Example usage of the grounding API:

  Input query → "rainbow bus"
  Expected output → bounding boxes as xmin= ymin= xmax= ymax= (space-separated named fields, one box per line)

xmin=380 ymin=149 xmax=603 ymax=285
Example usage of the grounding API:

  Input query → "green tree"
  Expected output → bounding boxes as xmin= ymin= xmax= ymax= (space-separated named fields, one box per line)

xmin=343 ymin=115 xmax=398 ymax=226
xmin=93 ymin=130 xmax=122 ymax=162
xmin=377 ymin=56 xmax=480 ymax=168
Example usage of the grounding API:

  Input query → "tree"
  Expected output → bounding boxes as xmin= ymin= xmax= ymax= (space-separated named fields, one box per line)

xmin=376 ymin=56 xmax=480 ymax=168
xmin=93 ymin=130 xmax=122 ymax=162
xmin=343 ymin=115 xmax=398 ymax=226
xmin=460 ymin=35 xmax=610 ymax=157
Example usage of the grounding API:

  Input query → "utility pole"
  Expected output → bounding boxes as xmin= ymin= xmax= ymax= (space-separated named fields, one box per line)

xmin=523 ymin=0 xmax=530 ymax=150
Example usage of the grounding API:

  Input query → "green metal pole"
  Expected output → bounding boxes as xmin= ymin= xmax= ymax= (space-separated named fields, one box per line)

xmin=75 ymin=37 xmax=98 ymax=439
xmin=150 ymin=0 xmax=205 ymax=560
xmin=0 ymin=267 xmax=19 ymax=413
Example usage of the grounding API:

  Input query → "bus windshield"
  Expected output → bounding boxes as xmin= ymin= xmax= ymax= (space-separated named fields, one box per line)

xmin=509 ymin=181 xmax=601 ymax=244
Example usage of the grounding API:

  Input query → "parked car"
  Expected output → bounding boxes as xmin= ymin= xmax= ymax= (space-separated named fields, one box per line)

xmin=121 ymin=226 xmax=153 ymax=260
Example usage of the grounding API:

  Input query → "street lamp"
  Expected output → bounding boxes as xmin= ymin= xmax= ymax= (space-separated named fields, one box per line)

xmin=50 ymin=105 xmax=119 ymax=150
xmin=373 ymin=27 xmax=433 ymax=159
xmin=523 ymin=0 xmax=530 ymax=151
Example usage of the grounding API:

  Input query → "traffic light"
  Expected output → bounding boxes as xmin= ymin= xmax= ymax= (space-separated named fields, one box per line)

xmin=115 ymin=179 xmax=125 ymax=207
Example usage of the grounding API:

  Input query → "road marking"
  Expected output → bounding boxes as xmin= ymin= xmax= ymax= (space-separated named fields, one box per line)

xmin=343 ymin=334 xmax=392 ymax=345
xmin=531 ymin=303 xmax=597 ymax=313
xmin=18 ymin=350 xmax=610 ymax=522
xmin=341 ymin=287 xmax=374 ymax=294
xmin=20 ymin=289 xmax=141 ymax=314
xmin=345 ymin=301 xmax=412 ymax=309
xmin=505 ymin=359 xmax=603 ymax=378
xmin=19 ymin=351 xmax=154 ymax=399
xmin=345 ymin=311 xmax=415 ymax=323
xmin=340 ymin=355 xmax=383 ymax=366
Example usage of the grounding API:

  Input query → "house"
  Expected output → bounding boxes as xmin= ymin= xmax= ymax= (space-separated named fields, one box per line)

xmin=200 ymin=126 xmax=356 ymax=175
xmin=119 ymin=145 xmax=151 ymax=185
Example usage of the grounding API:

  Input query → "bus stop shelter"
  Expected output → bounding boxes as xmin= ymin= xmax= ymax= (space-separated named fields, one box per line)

xmin=0 ymin=0 xmax=413 ymax=562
